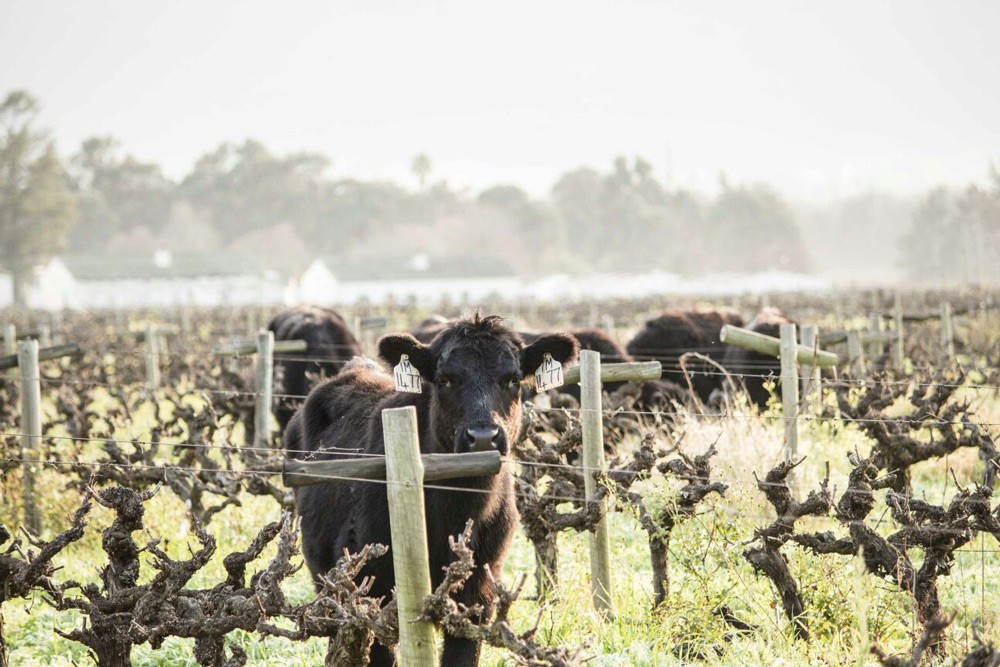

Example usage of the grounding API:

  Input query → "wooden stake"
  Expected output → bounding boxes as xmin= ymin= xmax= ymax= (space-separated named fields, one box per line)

xmin=580 ymin=350 xmax=614 ymax=615
xmin=779 ymin=324 xmax=800 ymax=467
xmin=254 ymin=330 xmax=274 ymax=451
xmin=3 ymin=324 xmax=15 ymax=378
xmin=382 ymin=406 xmax=438 ymax=666
xmin=144 ymin=322 xmax=160 ymax=389
xmin=893 ymin=295 xmax=905 ymax=371
xmin=846 ymin=331 xmax=866 ymax=376
xmin=867 ymin=313 xmax=882 ymax=368
xmin=799 ymin=324 xmax=820 ymax=409
xmin=18 ymin=340 xmax=43 ymax=535
xmin=940 ymin=303 xmax=955 ymax=361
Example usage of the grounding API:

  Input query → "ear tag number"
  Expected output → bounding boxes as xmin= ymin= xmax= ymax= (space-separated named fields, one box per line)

xmin=534 ymin=353 xmax=564 ymax=392
xmin=394 ymin=354 xmax=423 ymax=394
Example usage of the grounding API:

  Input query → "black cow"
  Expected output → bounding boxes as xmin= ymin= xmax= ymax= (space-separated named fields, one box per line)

xmin=268 ymin=305 xmax=363 ymax=434
xmin=717 ymin=308 xmax=794 ymax=409
xmin=410 ymin=314 xmax=452 ymax=343
xmin=285 ymin=314 xmax=578 ymax=666
xmin=626 ymin=309 xmax=744 ymax=403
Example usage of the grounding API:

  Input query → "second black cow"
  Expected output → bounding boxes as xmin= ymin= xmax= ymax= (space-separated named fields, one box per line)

xmin=268 ymin=305 xmax=363 ymax=434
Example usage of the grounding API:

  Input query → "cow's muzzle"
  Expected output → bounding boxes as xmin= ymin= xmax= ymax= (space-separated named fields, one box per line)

xmin=460 ymin=424 xmax=502 ymax=453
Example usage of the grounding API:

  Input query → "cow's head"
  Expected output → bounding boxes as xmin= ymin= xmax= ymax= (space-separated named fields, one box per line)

xmin=379 ymin=314 xmax=578 ymax=455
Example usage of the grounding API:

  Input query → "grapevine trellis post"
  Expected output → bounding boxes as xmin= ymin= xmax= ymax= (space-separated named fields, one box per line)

xmin=940 ymin=302 xmax=955 ymax=361
xmin=255 ymin=330 xmax=275 ymax=450
xmin=893 ymin=294 xmax=905 ymax=371
xmin=799 ymin=324 xmax=820 ymax=409
xmin=779 ymin=323 xmax=800 ymax=465
xmin=579 ymin=349 xmax=614 ymax=616
xmin=846 ymin=330 xmax=865 ymax=375
xmin=3 ymin=324 xmax=15 ymax=377
xmin=867 ymin=312 xmax=882 ymax=367
xmin=17 ymin=340 xmax=43 ymax=535
xmin=145 ymin=322 xmax=160 ymax=389
xmin=382 ymin=406 xmax=438 ymax=666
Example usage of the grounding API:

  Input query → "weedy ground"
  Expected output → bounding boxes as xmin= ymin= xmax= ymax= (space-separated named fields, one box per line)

xmin=2 ymin=310 xmax=998 ymax=666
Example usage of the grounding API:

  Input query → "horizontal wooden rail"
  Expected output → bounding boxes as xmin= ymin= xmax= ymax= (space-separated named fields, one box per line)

xmin=819 ymin=331 xmax=896 ymax=346
xmin=360 ymin=317 xmax=388 ymax=330
xmin=213 ymin=339 xmax=307 ymax=356
xmin=282 ymin=449 xmax=502 ymax=488
xmin=0 ymin=343 xmax=82 ymax=371
xmin=562 ymin=360 xmax=662 ymax=386
xmin=878 ymin=301 xmax=997 ymax=322
xmin=0 ymin=329 xmax=42 ymax=342
xmin=720 ymin=325 xmax=839 ymax=367
xmin=115 ymin=325 xmax=180 ymax=341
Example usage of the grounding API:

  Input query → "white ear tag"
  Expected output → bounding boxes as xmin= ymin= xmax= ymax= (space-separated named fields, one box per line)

xmin=394 ymin=354 xmax=423 ymax=393
xmin=534 ymin=353 xmax=564 ymax=391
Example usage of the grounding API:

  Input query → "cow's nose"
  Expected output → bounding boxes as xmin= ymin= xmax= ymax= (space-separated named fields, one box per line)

xmin=465 ymin=426 xmax=501 ymax=452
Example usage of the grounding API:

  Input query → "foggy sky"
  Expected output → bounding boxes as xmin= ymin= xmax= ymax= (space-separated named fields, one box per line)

xmin=3 ymin=0 xmax=999 ymax=200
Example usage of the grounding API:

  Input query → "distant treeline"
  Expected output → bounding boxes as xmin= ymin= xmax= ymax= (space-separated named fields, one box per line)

xmin=1 ymin=89 xmax=998 ymax=306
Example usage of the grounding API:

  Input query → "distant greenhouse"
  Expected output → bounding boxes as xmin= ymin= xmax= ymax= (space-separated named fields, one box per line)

xmin=295 ymin=253 xmax=522 ymax=306
xmin=28 ymin=250 xmax=287 ymax=310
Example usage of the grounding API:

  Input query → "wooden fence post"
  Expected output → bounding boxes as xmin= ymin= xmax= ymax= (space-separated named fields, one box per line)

xmin=246 ymin=309 xmax=259 ymax=338
xmin=254 ymin=330 xmax=274 ymax=451
xmin=867 ymin=313 xmax=882 ymax=367
xmin=940 ymin=303 xmax=955 ymax=361
xmin=601 ymin=314 xmax=615 ymax=341
xmin=846 ymin=331 xmax=866 ymax=376
xmin=892 ymin=295 xmax=905 ymax=371
xmin=580 ymin=350 xmax=614 ymax=615
xmin=18 ymin=340 xmax=43 ymax=535
xmin=799 ymin=324 xmax=820 ymax=409
xmin=144 ymin=322 xmax=160 ymax=389
xmin=3 ymin=324 xmax=15 ymax=377
xmin=382 ymin=406 xmax=438 ymax=666
xmin=779 ymin=324 xmax=800 ymax=467
xmin=38 ymin=325 xmax=52 ymax=348
xmin=180 ymin=305 xmax=192 ymax=338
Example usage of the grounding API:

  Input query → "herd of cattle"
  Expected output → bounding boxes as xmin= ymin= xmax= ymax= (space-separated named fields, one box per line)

xmin=269 ymin=304 xmax=794 ymax=666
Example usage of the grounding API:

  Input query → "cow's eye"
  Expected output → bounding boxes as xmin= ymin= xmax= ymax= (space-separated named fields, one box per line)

xmin=436 ymin=376 xmax=453 ymax=388
xmin=501 ymin=375 xmax=521 ymax=389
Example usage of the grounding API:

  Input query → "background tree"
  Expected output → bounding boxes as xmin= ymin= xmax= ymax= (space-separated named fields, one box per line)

xmin=0 ymin=90 xmax=75 ymax=305
xmin=703 ymin=181 xmax=810 ymax=273
xmin=411 ymin=153 xmax=432 ymax=191
xmin=177 ymin=139 xmax=328 ymax=243
xmin=68 ymin=136 xmax=173 ymax=246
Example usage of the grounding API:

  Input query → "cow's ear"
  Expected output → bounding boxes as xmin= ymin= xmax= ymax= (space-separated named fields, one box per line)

xmin=378 ymin=334 xmax=436 ymax=378
xmin=520 ymin=333 xmax=579 ymax=376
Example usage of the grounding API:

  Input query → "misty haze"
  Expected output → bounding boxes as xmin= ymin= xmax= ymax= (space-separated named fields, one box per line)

xmin=1 ymin=3 xmax=999 ymax=667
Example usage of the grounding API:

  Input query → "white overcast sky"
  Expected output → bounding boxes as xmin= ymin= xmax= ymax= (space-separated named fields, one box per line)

xmin=3 ymin=0 xmax=998 ymax=200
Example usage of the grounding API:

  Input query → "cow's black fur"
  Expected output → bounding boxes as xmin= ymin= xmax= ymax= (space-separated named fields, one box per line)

xmin=719 ymin=308 xmax=794 ymax=409
xmin=285 ymin=314 xmax=578 ymax=666
xmin=268 ymin=305 xmax=363 ymax=434
xmin=626 ymin=309 xmax=744 ymax=403
xmin=410 ymin=314 xmax=452 ymax=343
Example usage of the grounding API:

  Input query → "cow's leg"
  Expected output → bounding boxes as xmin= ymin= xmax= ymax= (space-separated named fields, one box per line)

xmin=367 ymin=641 xmax=396 ymax=667
xmin=440 ymin=635 xmax=482 ymax=666
xmin=438 ymin=562 xmax=492 ymax=666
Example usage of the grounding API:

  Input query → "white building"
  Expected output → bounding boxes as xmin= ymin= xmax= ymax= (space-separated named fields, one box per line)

xmin=296 ymin=253 xmax=522 ymax=306
xmin=29 ymin=251 xmax=287 ymax=310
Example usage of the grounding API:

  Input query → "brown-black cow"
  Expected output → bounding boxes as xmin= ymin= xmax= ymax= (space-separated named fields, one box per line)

xmin=268 ymin=305 xmax=363 ymax=434
xmin=626 ymin=309 xmax=744 ymax=403
xmin=718 ymin=308 xmax=794 ymax=409
xmin=285 ymin=314 xmax=578 ymax=666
